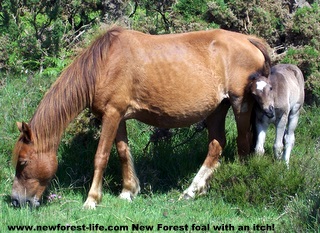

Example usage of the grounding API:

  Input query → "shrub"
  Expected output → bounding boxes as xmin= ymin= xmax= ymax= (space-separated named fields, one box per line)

xmin=288 ymin=3 xmax=320 ymax=48
xmin=210 ymin=156 xmax=306 ymax=210
xmin=281 ymin=46 xmax=320 ymax=105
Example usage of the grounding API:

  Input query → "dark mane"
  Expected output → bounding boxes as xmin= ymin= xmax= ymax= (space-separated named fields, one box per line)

xmin=29 ymin=26 xmax=123 ymax=152
xmin=248 ymin=38 xmax=271 ymax=77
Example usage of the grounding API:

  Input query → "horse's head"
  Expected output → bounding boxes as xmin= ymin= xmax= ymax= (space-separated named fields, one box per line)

xmin=11 ymin=122 xmax=58 ymax=208
xmin=249 ymin=74 xmax=275 ymax=118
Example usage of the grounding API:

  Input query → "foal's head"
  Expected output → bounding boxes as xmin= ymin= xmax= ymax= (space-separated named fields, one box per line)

xmin=249 ymin=74 xmax=274 ymax=118
xmin=11 ymin=122 xmax=57 ymax=208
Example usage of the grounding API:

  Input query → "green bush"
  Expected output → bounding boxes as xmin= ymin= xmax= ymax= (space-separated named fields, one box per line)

xmin=210 ymin=156 xmax=305 ymax=210
xmin=281 ymin=46 xmax=320 ymax=105
xmin=290 ymin=3 xmax=320 ymax=48
xmin=174 ymin=0 xmax=208 ymax=20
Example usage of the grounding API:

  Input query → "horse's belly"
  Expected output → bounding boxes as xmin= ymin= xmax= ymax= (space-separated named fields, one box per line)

xmin=127 ymin=109 xmax=212 ymax=128
xmin=125 ymin=92 xmax=222 ymax=128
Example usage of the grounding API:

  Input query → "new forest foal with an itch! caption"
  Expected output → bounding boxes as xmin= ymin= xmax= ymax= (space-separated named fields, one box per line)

xmin=11 ymin=27 xmax=271 ymax=209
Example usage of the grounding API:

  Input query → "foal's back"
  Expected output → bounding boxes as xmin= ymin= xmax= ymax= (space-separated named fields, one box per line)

xmin=270 ymin=64 xmax=304 ymax=117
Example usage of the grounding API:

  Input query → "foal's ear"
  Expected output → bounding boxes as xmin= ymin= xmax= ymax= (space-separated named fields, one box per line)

xmin=17 ymin=122 xmax=33 ymax=143
xmin=247 ymin=74 xmax=257 ymax=93
xmin=248 ymin=73 xmax=263 ymax=94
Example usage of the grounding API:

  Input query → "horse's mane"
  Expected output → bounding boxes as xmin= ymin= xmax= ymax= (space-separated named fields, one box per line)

xmin=29 ymin=26 xmax=123 ymax=152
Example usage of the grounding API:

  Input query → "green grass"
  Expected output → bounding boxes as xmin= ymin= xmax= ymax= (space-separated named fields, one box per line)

xmin=1 ymin=74 xmax=320 ymax=232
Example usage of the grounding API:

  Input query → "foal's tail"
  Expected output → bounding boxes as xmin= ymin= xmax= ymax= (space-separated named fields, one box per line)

xmin=248 ymin=38 xmax=271 ymax=78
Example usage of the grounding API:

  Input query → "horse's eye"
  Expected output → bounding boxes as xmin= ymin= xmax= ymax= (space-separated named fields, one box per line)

xmin=19 ymin=159 xmax=28 ymax=166
xmin=270 ymin=87 xmax=273 ymax=91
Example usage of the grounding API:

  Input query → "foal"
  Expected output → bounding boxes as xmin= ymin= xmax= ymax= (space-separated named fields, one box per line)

xmin=250 ymin=64 xmax=304 ymax=165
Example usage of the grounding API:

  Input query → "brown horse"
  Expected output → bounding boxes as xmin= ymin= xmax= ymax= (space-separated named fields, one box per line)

xmin=12 ymin=27 xmax=271 ymax=209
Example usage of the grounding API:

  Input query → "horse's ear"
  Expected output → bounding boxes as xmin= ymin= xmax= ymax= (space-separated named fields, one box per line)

xmin=17 ymin=122 xmax=33 ymax=143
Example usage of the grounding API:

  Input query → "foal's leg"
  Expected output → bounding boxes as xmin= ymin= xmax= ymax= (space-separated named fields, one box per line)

xmin=83 ymin=108 xmax=122 ymax=209
xmin=116 ymin=121 xmax=140 ymax=201
xmin=273 ymin=113 xmax=288 ymax=160
xmin=255 ymin=116 xmax=269 ymax=155
xmin=180 ymin=100 xmax=230 ymax=199
xmin=283 ymin=110 xmax=300 ymax=165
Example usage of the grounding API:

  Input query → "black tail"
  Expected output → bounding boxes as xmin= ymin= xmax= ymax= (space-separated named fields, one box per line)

xmin=248 ymin=38 xmax=271 ymax=77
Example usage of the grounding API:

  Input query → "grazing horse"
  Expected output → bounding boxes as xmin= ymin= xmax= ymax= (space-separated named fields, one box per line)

xmin=11 ymin=27 xmax=271 ymax=209
xmin=251 ymin=64 xmax=304 ymax=165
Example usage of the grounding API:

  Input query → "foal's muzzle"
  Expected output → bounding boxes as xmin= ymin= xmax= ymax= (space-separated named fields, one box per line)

xmin=264 ymin=105 xmax=275 ymax=118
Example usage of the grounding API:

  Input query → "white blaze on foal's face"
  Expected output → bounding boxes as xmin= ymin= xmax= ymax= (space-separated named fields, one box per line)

xmin=256 ymin=80 xmax=267 ymax=91
xmin=252 ymin=78 xmax=275 ymax=119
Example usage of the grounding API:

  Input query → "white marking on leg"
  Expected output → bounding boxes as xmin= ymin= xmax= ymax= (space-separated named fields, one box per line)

xmin=255 ymin=121 xmax=268 ymax=155
xmin=83 ymin=198 xmax=97 ymax=209
xmin=255 ymin=130 xmax=266 ymax=155
xmin=119 ymin=190 xmax=133 ymax=202
xmin=180 ymin=164 xmax=219 ymax=200
xmin=256 ymin=81 xmax=267 ymax=91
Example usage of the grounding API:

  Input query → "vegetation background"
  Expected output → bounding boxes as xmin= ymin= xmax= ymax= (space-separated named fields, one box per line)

xmin=0 ymin=0 xmax=319 ymax=232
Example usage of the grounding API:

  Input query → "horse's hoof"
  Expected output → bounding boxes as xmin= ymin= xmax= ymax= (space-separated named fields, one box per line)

xmin=179 ymin=192 xmax=195 ymax=201
xmin=119 ymin=191 xmax=133 ymax=202
xmin=83 ymin=200 xmax=97 ymax=209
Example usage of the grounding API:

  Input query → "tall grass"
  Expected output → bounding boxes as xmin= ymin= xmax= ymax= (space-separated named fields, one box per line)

xmin=0 ymin=74 xmax=319 ymax=232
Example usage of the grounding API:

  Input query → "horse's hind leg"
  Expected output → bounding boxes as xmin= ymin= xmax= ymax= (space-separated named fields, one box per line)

xmin=116 ymin=120 xmax=140 ymax=201
xmin=180 ymin=100 xmax=230 ymax=199
xmin=283 ymin=110 xmax=300 ymax=165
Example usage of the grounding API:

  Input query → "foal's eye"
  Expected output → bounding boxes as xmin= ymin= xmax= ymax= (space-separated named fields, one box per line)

xmin=270 ymin=87 xmax=273 ymax=91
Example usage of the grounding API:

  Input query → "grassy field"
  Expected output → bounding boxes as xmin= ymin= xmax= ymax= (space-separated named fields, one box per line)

xmin=0 ymin=74 xmax=319 ymax=232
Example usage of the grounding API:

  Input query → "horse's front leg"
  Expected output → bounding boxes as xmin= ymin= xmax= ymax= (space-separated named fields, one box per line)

xmin=180 ymin=100 xmax=230 ymax=199
xmin=83 ymin=107 xmax=122 ymax=209
xmin=115 ymin=120 xmax=140 ymax=201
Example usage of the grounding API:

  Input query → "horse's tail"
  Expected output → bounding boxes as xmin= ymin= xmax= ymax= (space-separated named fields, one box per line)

xmin=248 ymin=38 xmax=271 ymax=78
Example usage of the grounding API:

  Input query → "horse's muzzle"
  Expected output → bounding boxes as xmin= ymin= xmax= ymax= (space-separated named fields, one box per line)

xmin=11 ymin=195 xmax=40 ymax=208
